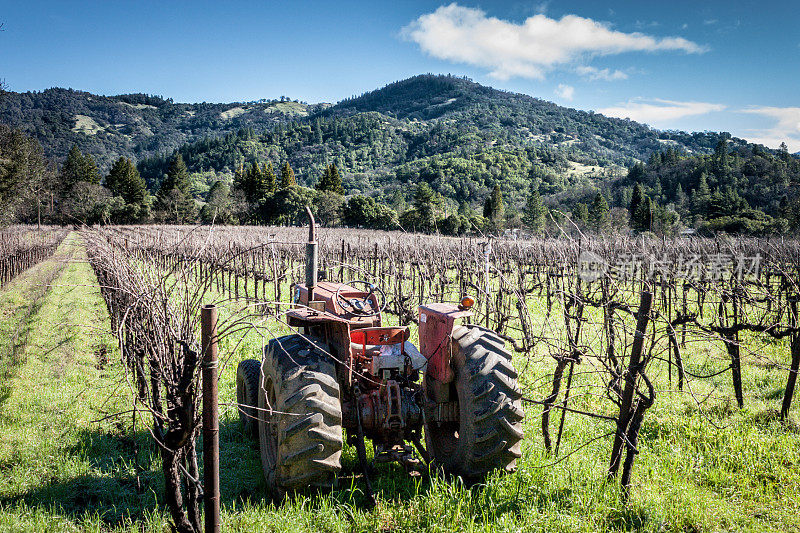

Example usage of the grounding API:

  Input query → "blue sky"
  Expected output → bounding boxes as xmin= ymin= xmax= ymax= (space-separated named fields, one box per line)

xmin=1 ymin=1 xmax=798 ymax=150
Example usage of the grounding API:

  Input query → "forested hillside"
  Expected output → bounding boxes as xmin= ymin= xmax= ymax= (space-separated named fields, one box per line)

xmin=1 ymin=74 xmax=798 ymax=234
xmin=0 ymin=88 xmax=324 ymax=169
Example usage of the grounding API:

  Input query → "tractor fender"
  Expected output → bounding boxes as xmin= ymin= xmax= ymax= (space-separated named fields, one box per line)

xmin=418 ymin=303 xmax=472 ymax=383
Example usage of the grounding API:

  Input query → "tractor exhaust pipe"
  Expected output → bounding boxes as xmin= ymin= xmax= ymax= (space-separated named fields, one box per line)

xmin=305 ymin=206 xmax=318 ymax=301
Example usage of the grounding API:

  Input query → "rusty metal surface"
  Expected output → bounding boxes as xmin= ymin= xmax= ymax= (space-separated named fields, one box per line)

xmin=290 ymin=281 xmax=381 ymax=327
xmin=418 ymin=303 xmax=472 ymax=383
xmin=201 ymin=304 xmax=220 ymax=533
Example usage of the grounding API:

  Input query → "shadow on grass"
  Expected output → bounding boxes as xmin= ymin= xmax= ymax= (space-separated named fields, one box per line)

xmin=0 ymin=425 xmax=161 ymax=526
xmin=0 ymin=415 xmax=436 ymax=526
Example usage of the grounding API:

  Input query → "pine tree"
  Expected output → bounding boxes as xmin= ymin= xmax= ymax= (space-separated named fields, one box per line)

xmin=157 ymin=154 xmax=195 ymax=223
xmin=693 ymin=172 xmax=711 ymax=215
xmin=483 ymin=184 xmax=505 ymax=229
xmin=572 ymin=203 xmax=589 ymax=224
xmin=588 ymin=192 xmax=610 ymax=233
xmin=633 ymin=196 xmax=653 ymax=232
xmin=629 ymin=183 xmax=645 ymax=224
xmin=413 ymin=182 xmax=436 ymax=229
xmin=316 ymin=163 xmax=344 ymax=195
xmin=713 ymin=139 xmax=729 ymax=184
xmin=159 ymin=153 xmax=191 ymax=195
xmin=263 ymin=162 xmax=276 ymax=194
xmin=61 ymin=145 xmax=99 ymax=190
xmin=106 ymin=157 xmax=146 ymax=205
xmin=522 ymin=188 xmax=546 ymax=233
xmin=280 ymin=162 xmax=296 ymax=189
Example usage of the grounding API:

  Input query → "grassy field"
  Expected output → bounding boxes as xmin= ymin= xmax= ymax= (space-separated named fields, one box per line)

xmin=0 ymin=233 xmax=799 ymax=532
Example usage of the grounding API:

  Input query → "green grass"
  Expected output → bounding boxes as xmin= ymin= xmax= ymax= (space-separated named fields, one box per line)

xmin=0 ymin=233 xmax=799 ymax=531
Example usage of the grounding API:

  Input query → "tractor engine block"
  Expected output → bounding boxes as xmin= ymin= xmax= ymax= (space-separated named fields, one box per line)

xmin=343 ymin=382 xmax=422 ymax=442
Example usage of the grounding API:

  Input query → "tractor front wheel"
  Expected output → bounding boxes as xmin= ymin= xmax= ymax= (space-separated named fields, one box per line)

xmin=259 ymin=334 xmax=343 ymax=494
xmin=424 ymin=324 xmax=524 ymax=480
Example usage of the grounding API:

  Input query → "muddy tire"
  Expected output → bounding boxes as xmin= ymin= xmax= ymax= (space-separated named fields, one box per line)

xmin=259 ymin=334 xmax=343 ymax=494
xmin=424 ymin=324 xmax=524 ymax=480
xmin=236 ymin=359 xmax=261 ymax=437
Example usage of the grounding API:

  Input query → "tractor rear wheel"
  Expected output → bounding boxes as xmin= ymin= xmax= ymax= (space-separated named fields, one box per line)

xmin=424 ymin=324 xmax=524 ymax=480
xmin=236 ymin=359 xmax=261 ymax=437
xmin=259 ymin=334 xmax=343 ymax=494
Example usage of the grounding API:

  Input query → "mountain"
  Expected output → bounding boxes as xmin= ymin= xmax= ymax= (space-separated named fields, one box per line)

xmin=0 ymin=88 xmax=327 ymax=169
xmin=134 ymin=75 xmax=756 ymax=207
xmin=1 ymin=74 xmax=789 ymax=214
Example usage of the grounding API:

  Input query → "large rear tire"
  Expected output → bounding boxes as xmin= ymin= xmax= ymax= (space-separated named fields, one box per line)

xmin=424 ymin=324 xmax=524 ymax=480
xmin=259 ymin=334 xmax=343 ymax=494
xmin=236 ymin=359 xmax=261 ymax=437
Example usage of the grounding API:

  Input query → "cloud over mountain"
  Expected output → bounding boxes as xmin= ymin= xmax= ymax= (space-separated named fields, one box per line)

xmin=402 ymin=3 xmax=706 ymax=80
xmin=597 ymin=98 xmax=726 ymax=125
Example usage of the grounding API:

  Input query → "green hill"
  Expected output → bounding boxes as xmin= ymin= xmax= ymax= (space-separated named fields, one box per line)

xmin=0 ymin=88 xmax=325 ymax=169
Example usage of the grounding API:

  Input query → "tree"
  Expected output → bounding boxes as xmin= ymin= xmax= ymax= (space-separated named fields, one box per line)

xmin=692 ymin=173 xmax=712 ymax=216
xmin=588 ymin=192 xmax=610 ymax=233
xmin=343 ymin=195 xmax=398 ymax=229
xmin=279 ymin=162 xmax=296 ymax=189
xmin=316 ymin=163 xmax=344 ymax=195
xmin=105 ymin=157 xmax=149 ymax=223
xmin=61 ymin=182 xmax=123 ymax=225
xmin=263 ymin=162 xmax=276 ymax=194
xmin=632 ymin=196 xmax=653 ymax=232
xmin=629 ymin=183 xmax=645 ymax=225
xmin=0 ymin=126 xmax=47 ymax=224
xmin=572 ymin=203 xmax=589 ymax=224
xmin=713 ymin=139 xmax=730 ymax=185
xmin=106 ymin=157 xmax=146 ymax=205
xmin=522 ymin=188 xmax=546 ymax=233
xmin=157 ymin=154 xmax=196 ymax=223
xmin=483 ymin=184 xmax=505 ymax=230
xmin=0 ymin=126 xmax=56 ymax=226
xmin=200 ymin=180 xmax=235 ymax=224
xmin=61 ymin=145 xmax=99 ymax=191
xmin=412 ymin=182 xmax=438 ymax=231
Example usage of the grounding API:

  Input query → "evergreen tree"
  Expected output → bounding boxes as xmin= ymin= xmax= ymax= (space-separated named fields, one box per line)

xmin=412 ymin=182 xmax=437 ymax=229
xmin=263 ymin=162 xmax=276 ymax=193
xmin=693 ymin=172 xmax=712 ymax=215
xmin=522 ymin=188 xmax=546 ymax=233
xmin=160 ymin=153 xmax=191 ymax=194
xmin=105 ymin=157 xmax=146 ymax=205
xmin=280 ymin=162 xmax=296 ymax=188
xmin=713 ymin=139 xmax=730 ymax=184
xmin=588 ymin=192 xmax=610 ymax=233
xmin=572 ymin=203 xmax=589 ymax=224
xmin=61 ymin=145 xmax=99 ymax=190
xmin=632 ymin=196 xmax=653 ymax=232
xmin=316 ymin=163 xmax=344 ymax=194
xmin=157 ymin=154 xmax=196 ymax=223
xmin=629 ymin=183 xmax=645 ymax=224
xmin=483 ymin=184 xmax=505 ymax=229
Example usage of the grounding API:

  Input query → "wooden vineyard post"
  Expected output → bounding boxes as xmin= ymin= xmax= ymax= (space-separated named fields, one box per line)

xmin=201 ymin=305 xmax=220 ymax=533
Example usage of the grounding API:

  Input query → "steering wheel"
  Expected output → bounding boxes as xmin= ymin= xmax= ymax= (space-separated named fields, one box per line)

xmin=335 ymin=280 xmax=387 ymax=317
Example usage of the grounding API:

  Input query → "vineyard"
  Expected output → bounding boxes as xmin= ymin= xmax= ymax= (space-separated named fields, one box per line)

xmin=1 ymin=224 xmax=799 ymax=532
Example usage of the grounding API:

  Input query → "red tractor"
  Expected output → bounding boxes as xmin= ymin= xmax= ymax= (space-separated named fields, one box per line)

xmin=237 ymin=210 xmax=523 ymax=500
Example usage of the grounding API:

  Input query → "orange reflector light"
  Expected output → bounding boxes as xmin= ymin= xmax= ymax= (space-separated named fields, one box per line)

xmin=460 ymin=296 xmax=475 ymax=309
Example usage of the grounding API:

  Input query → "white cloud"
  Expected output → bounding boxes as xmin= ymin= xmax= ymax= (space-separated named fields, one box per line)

xmin=739 ymin=106 xmax=800 ymax=152
xmin=597 ymin=98 xmax=726 ymax=125
xmin=401 ymin=3 xmax=707 ymax=80
xmin=555 ymin=84 xmax=575 ymax=100
xmin=576 ymin=65 xmax=628 ymax=81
